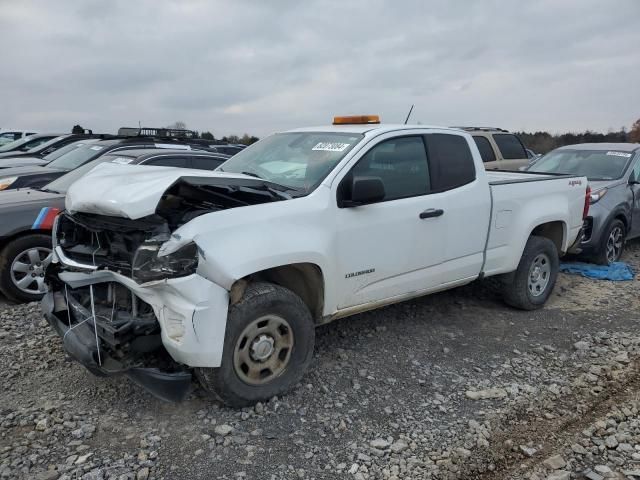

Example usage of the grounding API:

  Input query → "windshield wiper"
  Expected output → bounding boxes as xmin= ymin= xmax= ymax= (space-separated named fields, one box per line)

xmin=39 ymin=187 xmax=60 ymax=194
xmin=241 ymin=171 xmax=263 ymax=179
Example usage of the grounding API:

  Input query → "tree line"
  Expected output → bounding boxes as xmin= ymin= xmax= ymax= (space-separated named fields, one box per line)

xmin=166 ymin=121 xmax=259 ymax=145
xmin=517 ymin=118 xmax=640 ymax=154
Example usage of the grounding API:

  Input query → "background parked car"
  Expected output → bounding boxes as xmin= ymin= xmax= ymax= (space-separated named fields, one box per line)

xmin=0 ymin=131 xmax=101 ymax=161
xmin=0 ymin=133 xmax=59 ymax=154
xmin=0 ymin=148 xmax=230 ymax=303
xmin=0 ymin=138 xmax=102 ymax=170
xmin=0 ymin=134 xmax=230 ymax=191
xmin=526 ymin=143 xmax=640 ymax=264
xmin=0 ymin=129 xmax=38 ymax=146
xmin=452 ymin=127 xmax=531 ymax=170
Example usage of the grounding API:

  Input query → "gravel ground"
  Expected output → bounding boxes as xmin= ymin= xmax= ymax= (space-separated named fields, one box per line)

xmin=1 ymin=243 xmax=640 ymax=480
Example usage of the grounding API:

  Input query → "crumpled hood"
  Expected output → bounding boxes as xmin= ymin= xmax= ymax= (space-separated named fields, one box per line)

xmin=65 ymin=163 xmax=253 ymax=219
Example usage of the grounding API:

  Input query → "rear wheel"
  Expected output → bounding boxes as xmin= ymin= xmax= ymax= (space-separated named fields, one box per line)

xmin=196 ymin=282 xmax=315 ymax=408
xmin=593 ymin=218 xmax=625 ymax=265
xmin=502 ymin=235 xmax=559 ymax=310
xmin=0 ymin=234 xmax=52 ymax=303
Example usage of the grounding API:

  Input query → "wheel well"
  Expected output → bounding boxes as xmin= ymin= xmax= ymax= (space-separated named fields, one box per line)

xmin=0 ymin=230 xmax=51 ymax=251
xmin=531 ymin=221 xmax=564 ymax=253
xmin=614 ymin=213 xmax=628 ymax=231
xmin=236 ymin=263 xmax=325 ymax=323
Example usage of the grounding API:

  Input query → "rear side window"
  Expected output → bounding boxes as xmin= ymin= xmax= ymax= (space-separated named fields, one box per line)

xmin=349 ymin=136 xmax=430 ymax=201
xmin=191 ymin=156 xmax=225 ymax=170
xmin=493 ymin=133 xmax=527 ymax=160
xmin=424 ymin=134 xmax=476 ymax=192
xmin=144 ymin=156 xmax=188 ymax=167
xmin=472 ymin=136 xmax=496 ymax=163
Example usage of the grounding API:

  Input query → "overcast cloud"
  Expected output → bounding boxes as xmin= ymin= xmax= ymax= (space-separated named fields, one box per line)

xmin=1 ymin=0 xmax=639 ymax=137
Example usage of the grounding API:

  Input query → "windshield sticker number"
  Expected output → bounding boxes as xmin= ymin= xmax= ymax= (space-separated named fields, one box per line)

xmin=606 ymin=151 xmax=632 ymax=158
xmin=111 ymin=157 xmax=134 ymax=164
xmin=312 ymin=142 xmax=350 ymax=152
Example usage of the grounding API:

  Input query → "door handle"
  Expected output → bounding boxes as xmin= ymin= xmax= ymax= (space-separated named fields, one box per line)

xmin=419 ymin=208 xmax=444 ymax=219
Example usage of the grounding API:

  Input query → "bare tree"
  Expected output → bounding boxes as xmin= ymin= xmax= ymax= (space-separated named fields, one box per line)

xmin=629 ymin=119 xmax=640 ymax=143
xmin=166 ymin=121 xmax=187 ymax=130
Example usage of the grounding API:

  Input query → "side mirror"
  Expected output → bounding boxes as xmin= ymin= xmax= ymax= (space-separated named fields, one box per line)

xmin=343 ymin=176 xmax=385 ymax=207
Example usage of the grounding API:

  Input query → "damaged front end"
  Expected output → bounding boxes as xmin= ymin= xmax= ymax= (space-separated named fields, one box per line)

xmin=44 ymin=174 xmax=290 ymax=402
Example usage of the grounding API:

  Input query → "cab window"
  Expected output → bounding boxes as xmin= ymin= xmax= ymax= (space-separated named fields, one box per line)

xmin=341 ymin=136 xmax=430 ymax=203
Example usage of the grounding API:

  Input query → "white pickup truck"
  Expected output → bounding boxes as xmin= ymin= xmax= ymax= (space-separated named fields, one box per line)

xmin=43 ymin=117 xmax=589 ymax=406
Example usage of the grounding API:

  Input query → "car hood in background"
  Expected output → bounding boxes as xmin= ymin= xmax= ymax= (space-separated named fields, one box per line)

xmin=0 ymin=188 xmax=64 ymax=209
xmin=0 ymin=151 xmax=41 ymax=160
xmin=0 ymin=156 xmax=49 ymax=169
xmin=588 ymin=179 xmax=625 ymax=192
xmin=0 ymin=165 xmax=65 ymax=180
xmin=66 ymin=163 xmax=259 ymax=219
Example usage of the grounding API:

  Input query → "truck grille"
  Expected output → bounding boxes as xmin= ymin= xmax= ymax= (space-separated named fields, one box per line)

xmin=55 ymin=212 xmax=169 ymax=274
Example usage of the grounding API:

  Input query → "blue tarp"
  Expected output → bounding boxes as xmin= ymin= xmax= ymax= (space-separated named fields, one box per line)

xmin=559 ymin=261 xmax=635 ymax=281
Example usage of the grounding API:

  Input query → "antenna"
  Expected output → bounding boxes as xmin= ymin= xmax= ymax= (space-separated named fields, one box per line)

xmin=404 ymin=105 xmax=414 ymax=124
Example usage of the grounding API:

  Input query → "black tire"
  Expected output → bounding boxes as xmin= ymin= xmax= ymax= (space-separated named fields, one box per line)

xmin=502 ymin=235 xmax=559 ymax=311
xmin=593 ymin=218 xmax=626 ymax=265
xmin=195 ymin=282 xmax=315 ymax=408
xmin=0 ymin=234 xmax=52 ymax=303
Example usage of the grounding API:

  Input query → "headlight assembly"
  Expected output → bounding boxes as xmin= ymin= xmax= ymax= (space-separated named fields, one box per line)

xmin=589 ymin=188 xmax=607 ymax=204
xmin=132 ymin=241 xmax=198 ymax=283
xmin=0 ymin=176 xmax=18 ymax=191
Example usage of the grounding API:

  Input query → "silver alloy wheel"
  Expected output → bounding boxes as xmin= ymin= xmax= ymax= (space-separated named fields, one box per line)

xmin=528 ymin=253 xmax=551 ymax=297
xmin=233 ymin=314 xmax=294 ymax=385
xmin=10 ymin=247 xmax=53 ymax=295
xmin=606 ymin=225 xmax=624 ymax=264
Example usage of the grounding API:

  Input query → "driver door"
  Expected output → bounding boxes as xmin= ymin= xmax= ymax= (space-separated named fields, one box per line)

xmin=333 ymin=135 xmax=447 ymax=309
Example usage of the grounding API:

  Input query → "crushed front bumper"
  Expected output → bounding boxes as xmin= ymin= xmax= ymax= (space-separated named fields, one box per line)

xmin=43 ymin=269 xmax=230 ymax=401
xmin=43 ymin=290 xmax=192 ymax=401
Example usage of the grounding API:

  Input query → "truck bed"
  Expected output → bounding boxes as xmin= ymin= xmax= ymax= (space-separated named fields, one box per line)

xmin=486 ymin=170 xmax=580 ymax=185
xmin=482 ymin=170 xmax=587 ymax=277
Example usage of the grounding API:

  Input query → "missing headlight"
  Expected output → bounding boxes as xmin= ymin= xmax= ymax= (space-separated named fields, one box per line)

xmin=132 ymin=241 xmax=198 ymax=283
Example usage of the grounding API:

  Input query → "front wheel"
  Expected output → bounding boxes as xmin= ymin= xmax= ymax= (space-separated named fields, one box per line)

xmin=196 ymin=282 xmax=315 ymax=408
xmin=501 ymin=235 xmax=559 ymax=310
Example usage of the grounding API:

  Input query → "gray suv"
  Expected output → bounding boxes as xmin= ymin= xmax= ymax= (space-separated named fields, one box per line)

xmin=527 ymin=143 xmax=640 ymax=264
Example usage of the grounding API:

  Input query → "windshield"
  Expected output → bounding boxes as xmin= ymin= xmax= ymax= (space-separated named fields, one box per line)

xmin=0 ymin=135 xmax=49 ymax=152
xmin=527 ymin=149 xmax=635 ymax=181
xmin=47 ymin=143 xmax=108 ymax=170
xmin=25 ymin=135 xmax=65 ymax=153
xmin=43 ymin=139 xmax=99 ymax=162
xmin=45 ymin=156 xmax=115 ymax=193
xmin=218 ymin=132 xmax=363 ymax=192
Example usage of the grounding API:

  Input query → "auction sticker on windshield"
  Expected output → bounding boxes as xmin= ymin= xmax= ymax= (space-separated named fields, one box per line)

xmin=606 ymin=151 xmax=632 ymax=157
xmin=312 ymin=142 xmax=351 ymax=152
xmin=111 ymin=157 xmax=134 ymax=164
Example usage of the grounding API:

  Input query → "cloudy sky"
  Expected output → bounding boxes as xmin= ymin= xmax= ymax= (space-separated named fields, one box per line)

xmin=1 ymin=0 xmax=639 ymax=138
